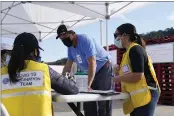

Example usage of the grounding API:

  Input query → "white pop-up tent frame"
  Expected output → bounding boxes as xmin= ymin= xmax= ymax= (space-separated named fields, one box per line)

xmin=1 ymin=1 xmax=152 ymax=50
xmin=31 ymin=1 xmax=152 ymax=50
xmin=1 ymin=1 xmax=98 ymax=41
xmin=30 ymin=1 xmax=133 ymax=50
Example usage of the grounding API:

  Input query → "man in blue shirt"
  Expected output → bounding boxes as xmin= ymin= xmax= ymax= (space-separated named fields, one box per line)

xmin=56 ymin=24 xmax=113 ymax=116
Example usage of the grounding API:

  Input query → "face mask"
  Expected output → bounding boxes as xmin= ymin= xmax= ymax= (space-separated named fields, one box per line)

xmin=62 ymin=37 xmax=73 ymax=47
xmin=114 ymin=37 xmax=123 ymax=48
xmin=37 ymin=56 xmax=41 ymax=62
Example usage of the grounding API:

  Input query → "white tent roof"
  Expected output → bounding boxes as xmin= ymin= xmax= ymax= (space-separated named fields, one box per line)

xmin=1 ymin=1 xmax=152 ymax=43
xmin=31 ymin=1 xmax=151 ymax=19
xmin=1 ymin=43 xmax=13 ymax=51
xmin=1 ymin=1 xmax=97 ymax=41
xmin=31 ymin=1 xmax=151 ymax=50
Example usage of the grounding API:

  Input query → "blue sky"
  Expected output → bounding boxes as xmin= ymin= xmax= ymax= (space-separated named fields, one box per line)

xmin=2 ymin=2 xmax=174 ymax=62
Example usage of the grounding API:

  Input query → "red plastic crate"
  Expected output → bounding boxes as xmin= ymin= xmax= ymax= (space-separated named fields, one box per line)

xmin=146 ymin=39 xmax=160 ymax=45
xmin=117 ymin=48 xmax=125 ymax=65
xmin=161 ymin=71 xmax=174 ymax=76
xmin=161 ymin=68 xmax=174 ymax=73
xmin=159 ymin=97 xmax=174 ymax=104
xmin=160 ymin=63 xmax=174 ymax=68
xmin=161 ymin=87 xmax=174 ymax=91
xmin=115 ymin=83 xmax=121 ymax=92
xmin=160 ymin=82 xmax=174 ymax=87
xmin=161 ymin=92 xmax=174 ymax=96
xmin=146 ymin=35 xmax=174 ymax=45
xmin=158 ymin=100 xmax=174 ymax=106
xmin=103 ymin=44 xmax=117 ymax=50
xmin=160 ymin=78 xmax=174 ymax=83
xmin=161 ymin=74 xmax=174 ymax=79
xmin=153 ymin=63 xmax=161 ymax=81
xmin=160 ymin=88 xmax=174 ymax=92
xmin=159 ymin=36 xmax=174 ymax=43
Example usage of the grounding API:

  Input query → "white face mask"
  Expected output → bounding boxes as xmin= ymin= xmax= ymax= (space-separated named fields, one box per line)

xmin=114 ymin=37 xmax=123 ymax=48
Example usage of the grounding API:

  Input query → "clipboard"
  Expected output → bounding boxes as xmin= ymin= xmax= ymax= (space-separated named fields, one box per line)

xmin=80 ymin=90 xmax=120 ymax=96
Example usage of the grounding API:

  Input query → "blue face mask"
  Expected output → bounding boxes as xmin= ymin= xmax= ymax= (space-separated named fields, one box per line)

xmin=37 ymin=56 xmax=42 ymax=62
xmin=114 ymin=37 xmax=123 ymax=48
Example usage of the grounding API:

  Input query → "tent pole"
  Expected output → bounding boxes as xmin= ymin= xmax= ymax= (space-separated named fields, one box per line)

xmin=39 ymin=31 xmax=42 ymax=42
xmin=99 ymin=19 xmax=103 ymax=46
xmin=0 ymin=1 xmax=2 ymax=114
xmin=106 ymin=19 xmax=108 ymax=51
xmin=105 ymin=2 xmax=109 ymax=51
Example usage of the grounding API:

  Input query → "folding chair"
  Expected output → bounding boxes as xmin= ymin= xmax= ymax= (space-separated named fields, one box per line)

xmin=1 ymin=103 xmax=10 ymax=116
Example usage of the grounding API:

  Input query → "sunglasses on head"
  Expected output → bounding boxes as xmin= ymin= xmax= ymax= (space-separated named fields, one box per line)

xmin=113 ymin=33 xmax=121 ymax=39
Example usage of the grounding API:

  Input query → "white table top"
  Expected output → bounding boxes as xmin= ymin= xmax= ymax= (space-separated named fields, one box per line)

xmin=52 ymin=92 xmax=130 ymax=103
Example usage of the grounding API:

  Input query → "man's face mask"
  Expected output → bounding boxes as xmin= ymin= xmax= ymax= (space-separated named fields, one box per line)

xmin=34 ymin=49 xmax=42 ymax=62
xmin=62 ymin=37 xmax=73 ymax=47
xmin=37 ymin=56 xmax=41 ymax=62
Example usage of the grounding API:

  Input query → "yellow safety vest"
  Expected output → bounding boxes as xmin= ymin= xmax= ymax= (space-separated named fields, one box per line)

xmin=119 ymin=43 xmax=160 ymax=115
xmin=1 ymin=60 xmax=52 ymax=116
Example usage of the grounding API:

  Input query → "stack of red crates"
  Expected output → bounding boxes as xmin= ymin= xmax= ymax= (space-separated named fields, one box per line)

xmin=145 ymin=35 xmax=174 ymax=45
xmin=148 ymin=35 xmax=174 ymax=106
xmin=117 ymin=48 xmax=126 ymax=65
xmin=153 ymin=64 xmax=162 ymax=83
xmin=158 ymin=63 xmax=174 ymax=105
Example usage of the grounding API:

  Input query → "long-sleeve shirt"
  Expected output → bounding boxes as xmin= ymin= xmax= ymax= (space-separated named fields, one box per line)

xmin=49 ymin=66 xmax=79 ymax=95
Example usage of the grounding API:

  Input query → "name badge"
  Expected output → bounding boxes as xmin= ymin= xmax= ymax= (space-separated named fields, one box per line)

xmin=2 ymin=71 xmax=44 ymax=90
xmin=76 ymin=54 xmax=82 ymax=64
xmin=122 ymin=65 xmax=130 ymax=74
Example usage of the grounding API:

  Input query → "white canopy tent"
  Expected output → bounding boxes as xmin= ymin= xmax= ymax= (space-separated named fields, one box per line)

xmin=1 ymin=42 xmax=13 ymax=51
xmin=1 ymin=1 xmax=152 ymax=50
xmin=1 ymin=1 xmax=97 ymax=41
xmin=31 ymin=1 xmax=152 ymax=50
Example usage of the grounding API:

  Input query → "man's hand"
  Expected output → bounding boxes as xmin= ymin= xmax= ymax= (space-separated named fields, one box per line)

xmin=62 ymin=60 xmax=73 ymax=76
xmin=87 ymin=86 xmax=92 ymax=91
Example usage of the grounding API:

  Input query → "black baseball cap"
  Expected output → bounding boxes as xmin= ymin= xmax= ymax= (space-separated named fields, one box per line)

xmin=56 ymin=24 xmax=68 ymax=39
xmin=14 ymin=32 xmax=44 ymax=53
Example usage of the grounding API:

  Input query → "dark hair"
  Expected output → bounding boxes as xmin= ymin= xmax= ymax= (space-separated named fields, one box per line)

xmin=8 ymin=33 xmax=40 ymax=83
xmin=117 ymin=23 xmax=145 ymax=49
xmin=1 ymin=50 xmax=9 ymax=56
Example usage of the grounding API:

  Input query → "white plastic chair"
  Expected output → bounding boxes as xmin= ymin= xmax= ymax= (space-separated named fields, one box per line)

xmin=1 ymin=103 xmax=10 ymax=116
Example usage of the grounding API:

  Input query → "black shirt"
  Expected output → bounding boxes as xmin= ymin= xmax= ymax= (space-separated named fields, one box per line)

xmin=49 ymin=67 xmax=79 ymax=94
xmin=129 ymin=45 xmax=156 ymax=87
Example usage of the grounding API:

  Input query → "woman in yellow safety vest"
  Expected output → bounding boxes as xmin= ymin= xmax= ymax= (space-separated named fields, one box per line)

xmin=113 ymin=23 xmax=160 ymax=116
xmin=1 ymin=32 xmax=79 ymax=116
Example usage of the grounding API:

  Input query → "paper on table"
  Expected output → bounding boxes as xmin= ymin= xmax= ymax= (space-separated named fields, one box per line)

xmin=75 ymin=75 xmax=88 ymax=92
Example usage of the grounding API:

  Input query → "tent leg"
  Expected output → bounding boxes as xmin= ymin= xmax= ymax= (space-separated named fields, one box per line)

xmin=105 ymin=2 xmax=109 ymax=51
xmin=106 ymin=19 xmax=109 ymax=51
xmin=39 ymin=31 xmax=42 ymax=42
xmin=0 ymin=1 xmax=2 ymax=115
xmin=99 ymin=19 xmax=103 ymax=46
